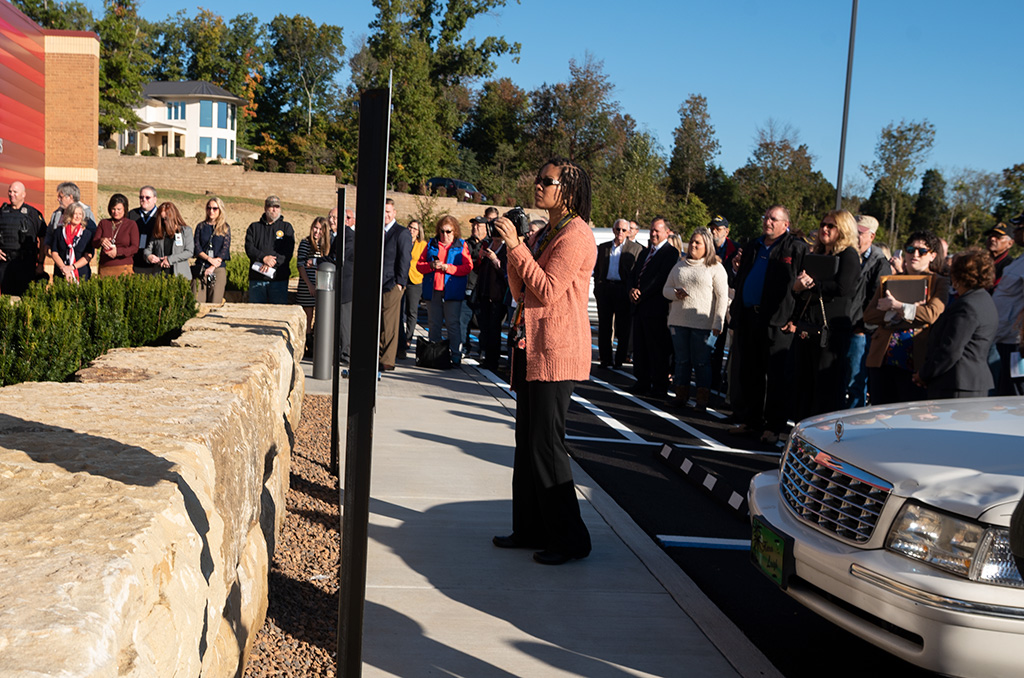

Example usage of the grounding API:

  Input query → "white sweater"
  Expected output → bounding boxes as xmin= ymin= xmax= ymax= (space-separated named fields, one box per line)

xmin=661 ymin=258 xmax=729 ymax=332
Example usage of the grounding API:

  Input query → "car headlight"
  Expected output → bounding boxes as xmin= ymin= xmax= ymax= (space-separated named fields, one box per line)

xmin=887 ymin=503 xmax=1024 ymax=588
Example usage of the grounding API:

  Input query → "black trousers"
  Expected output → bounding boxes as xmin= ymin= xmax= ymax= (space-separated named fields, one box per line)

xmin=631 ymin=305 xmax=671 ymax=393
xmin=510 ymin=348 xmax=591 ymax=556
xmin=734 ymin=306 xmax=794 ymax=432
xmin=477 ymin=297 xmax=506 ymax=369
xmin=594 ymin=281 xmax=631 ymax=365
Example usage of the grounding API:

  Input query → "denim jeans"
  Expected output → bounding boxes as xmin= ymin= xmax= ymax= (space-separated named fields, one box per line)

xmin=428 ymin=295 xmax=463 ymax=359
xmin=670 ymin=326 xmax=712 ymax=390
xmin=845 ymin=332 xmax=868 ymax=408
xmin=249 ymin=279 xmax=288 ymax=304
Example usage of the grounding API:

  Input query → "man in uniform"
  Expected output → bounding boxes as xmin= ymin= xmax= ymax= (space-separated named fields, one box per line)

xmin=594 ymin=218 xmax=642 ymax=367
xmin=245 ymin=195 xmax=295 ymax=304
xmin=0 ymin=181 xmax=47 ymax=296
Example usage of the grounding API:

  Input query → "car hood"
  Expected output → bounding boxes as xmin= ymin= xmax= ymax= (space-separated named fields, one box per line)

xmin=793 ymin=397 xmax=1024 ymax=522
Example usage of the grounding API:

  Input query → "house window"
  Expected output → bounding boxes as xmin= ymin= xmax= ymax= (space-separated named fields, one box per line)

xmin=217 ymin=102 xmax=228 ymax=129
xmin=178 ymin=102 xmax=186 ymax=120
xmin=200 ymin=100 xmax=213 ymax=128
xmin=230 ymin=140 xmax=235 ymax=161
xmin=200 ymin=137 xmax=212 ymax=157
xmin=230 ymin=104 xmax=236 ymax=131
xmin=167 ymin=103 xmax=172 ymax=120
xmin=217 ymin=138 xmax=227 ymax=158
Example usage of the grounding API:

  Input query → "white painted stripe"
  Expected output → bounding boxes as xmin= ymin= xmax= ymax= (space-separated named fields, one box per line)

xmin=657 ymin=536 xmax=751 ymax=550
xmin=670 ymin=442 xmax=782 ymax=459
xmin=589 ymin=374 xmax=732 ymax=451
xmin=728 ymin=493 xmax=744 ymax=510
xmin=659 ymin=444 xmax=672 ymax=459
xmin=566 ymin=435 xmax=658 ymax=445
xmin=703 ymin=475 xmax=717 ymax=490
xmin=570 ymin=393 xmax=646 ymax=443
xmin=681 ymin=458 xmax=692 ymax=473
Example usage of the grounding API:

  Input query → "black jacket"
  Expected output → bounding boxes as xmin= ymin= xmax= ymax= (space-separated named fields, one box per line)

xmin=920 ymin=287 xmax=998 ymax=393
xmin=245 ymin=215 xmax=295 ymax=281
xmin=851 ymin=246 xmax=892 ymax=330
xmin=628 ymin=242 xmax=679 ymax=312
xmin=734 ymin=230 xmax=808 ymax=327
xmin=381 ymin=221 xmax=412 ymax=292
xmin=595 ymin=238 xmax=643 ymax=286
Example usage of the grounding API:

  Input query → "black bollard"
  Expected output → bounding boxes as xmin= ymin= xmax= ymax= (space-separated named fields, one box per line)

xmin=313 ymin=260 xmax=336 ymax=380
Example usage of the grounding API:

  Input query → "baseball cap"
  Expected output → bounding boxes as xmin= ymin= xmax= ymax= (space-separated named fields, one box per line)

xmin=1009 ymin=212 xmax=1024 ymax=227
xmin=984 ymin=223 xmax=1011 ymax=238
xmin=709 ymin=215 xmax=729 ymax=229
xmin=856 ymin=215 xmax=879 ymax=234
xmin=470 ymin=216 xmax=489 ymax=224
xmin=265 ymin=195 xmax=281 ymax=208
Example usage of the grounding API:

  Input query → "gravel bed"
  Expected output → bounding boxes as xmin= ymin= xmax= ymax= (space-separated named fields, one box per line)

xmin=244 ymin=394 xmax=340 ymax=677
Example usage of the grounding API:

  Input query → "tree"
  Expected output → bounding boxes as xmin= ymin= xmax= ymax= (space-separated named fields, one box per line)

xmin=96 ymin=0 xmax=153 ymax=140
xmin=459 ymin=78 xmax=529 ymax=166
xmin=947 ymin=169 xmax=1000 ymax=247
xmin=526 ymin=54 xmax=626 ymax=171
xmin=995 ymin=163 xmax=1024 ymax=222
xmin=909 ymin=169 xmax=949 ymax=233
xmin=13 ymin=0 xmax=93 ymax=30
xmin=733 ymin=120 xmax=829 ymax=232
xmin=593 ymin=130 xmax=668 ymax=228
xmin=668 ymin=94 xmax=720 ymax=201
xmin=861 ymin=119 xmax=936 ymax=248
xmin=356 ymin=0 xmax=520 ymax=185
xmin=265 ymin=14 xmax=345 ymax=136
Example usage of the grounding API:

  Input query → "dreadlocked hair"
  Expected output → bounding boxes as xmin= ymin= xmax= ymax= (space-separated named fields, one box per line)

xmin=547 ymin=157 xmax=592 ymax=223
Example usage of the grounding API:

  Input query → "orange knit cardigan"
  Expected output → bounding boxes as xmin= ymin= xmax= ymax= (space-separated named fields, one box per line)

xmin=507 ymin=216 xmax=597 ymax=382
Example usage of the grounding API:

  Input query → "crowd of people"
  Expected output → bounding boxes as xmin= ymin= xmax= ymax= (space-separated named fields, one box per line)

xmin=592 ymin=205 xmax=1024 ymax=445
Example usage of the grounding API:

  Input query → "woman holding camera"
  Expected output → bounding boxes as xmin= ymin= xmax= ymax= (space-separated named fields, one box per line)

xmin=415 ymin=215 xmax=473 ymax=364
xmin=192 ymin=197 xmax=231 ymax=304
xmin=143 ymin=202 xmax=194 ymax=279
xmin=491 ymin=158 xmax=597 ymax=566
xmin=296 ymin=216 xmax=330 ymax=335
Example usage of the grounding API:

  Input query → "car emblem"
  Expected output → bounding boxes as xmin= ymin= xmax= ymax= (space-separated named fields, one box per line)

xmin=835 ymin=420 xmax=844 ymax=442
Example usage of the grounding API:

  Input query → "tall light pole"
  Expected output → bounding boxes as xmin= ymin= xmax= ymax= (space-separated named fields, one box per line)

xmin=836 ymin=0 xmax=859 ymax=210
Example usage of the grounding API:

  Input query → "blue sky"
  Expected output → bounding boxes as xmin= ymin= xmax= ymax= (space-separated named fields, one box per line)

xmin=93 ymin=0 xmax=1021 ymax=194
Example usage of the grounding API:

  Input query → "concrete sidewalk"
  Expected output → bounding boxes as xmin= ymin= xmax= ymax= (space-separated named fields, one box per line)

xmin=303 ymin=357 xmax=780 ymax=678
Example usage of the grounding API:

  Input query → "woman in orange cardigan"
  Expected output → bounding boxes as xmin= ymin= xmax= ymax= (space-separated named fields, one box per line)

xmin=491 ymin=157 xmax=597 ymax=565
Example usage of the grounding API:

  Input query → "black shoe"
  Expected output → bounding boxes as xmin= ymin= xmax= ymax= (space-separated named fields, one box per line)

xmin=493 ymin=534 xmax=543 ymax=549
xmin=533 ymin=549 xmax=588 ymax=565
xmin=625 ymin=382 xmax=650 ymax=395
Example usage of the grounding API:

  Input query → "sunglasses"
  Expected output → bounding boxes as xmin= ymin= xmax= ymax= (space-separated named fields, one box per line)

xmin=440 ymin=229 xmax=453 ymax=234
xmin=535 ymin=176 xmax=561 ymax=187
xmin=207 ymin=206 xmax=220 ymax=211
xmin=905 ymin=246 xmax=931 ymax=256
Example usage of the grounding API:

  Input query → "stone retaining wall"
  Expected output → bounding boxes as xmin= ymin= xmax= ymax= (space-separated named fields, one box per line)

xmin=0 ymin=303 xmax=306 ymax=677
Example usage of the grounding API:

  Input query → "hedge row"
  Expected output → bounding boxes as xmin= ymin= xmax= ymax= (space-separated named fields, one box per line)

xmin=0 ymin=274 xmax=197 ymax=386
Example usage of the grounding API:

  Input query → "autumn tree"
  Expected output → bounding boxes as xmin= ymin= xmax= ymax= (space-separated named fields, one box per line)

xmin=668 ymin=94 xmax=720 ymax=201
xmin=96 ymin=0 xmax=153 ymax=140
xmin=947 ymin=169 xmax=1000 ymax=246
xmin=861 ymin=119 xmax=936 ymax=247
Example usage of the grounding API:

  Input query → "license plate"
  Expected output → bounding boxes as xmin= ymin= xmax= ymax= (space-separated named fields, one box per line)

xmin=751 ymin=514 xmax=794 ymax=589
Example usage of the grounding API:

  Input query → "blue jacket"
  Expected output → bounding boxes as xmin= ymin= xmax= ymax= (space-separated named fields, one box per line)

xmin=422 ymin=238 xmax=469 ymax=301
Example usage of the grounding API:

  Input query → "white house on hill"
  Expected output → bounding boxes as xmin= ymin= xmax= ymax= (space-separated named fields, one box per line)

xmin=118 ymin=81 xmax=256 ymax=163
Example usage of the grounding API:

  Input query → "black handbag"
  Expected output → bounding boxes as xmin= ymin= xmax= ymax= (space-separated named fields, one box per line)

xmin=415 ymin=339 xmax=452 ymax=369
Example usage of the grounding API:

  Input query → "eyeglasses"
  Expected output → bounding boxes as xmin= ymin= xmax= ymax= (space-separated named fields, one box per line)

xmin=905 ymin=246 xmax=931 ymax=256
xmin=139 ymin=195 xmax=155 ymax=201
xmin=535 ymin=176 xmax=561 ymax=187
xmin=440 ymin=229 xmax=453 ymax=234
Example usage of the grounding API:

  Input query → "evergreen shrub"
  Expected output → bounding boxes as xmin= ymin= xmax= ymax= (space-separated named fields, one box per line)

xmin=0 ymin=275 xmax=197 ymax=386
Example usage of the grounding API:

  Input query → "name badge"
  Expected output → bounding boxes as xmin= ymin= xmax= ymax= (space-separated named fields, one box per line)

xmin=174 ymin=232 xmax=183 ymax=247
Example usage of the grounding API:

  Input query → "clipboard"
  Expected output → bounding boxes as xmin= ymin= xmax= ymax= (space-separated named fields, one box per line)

xmin=881 ymin=275 xmax=929 ymax=304
xmin=802 ymin=254 xmax=839 ymax=282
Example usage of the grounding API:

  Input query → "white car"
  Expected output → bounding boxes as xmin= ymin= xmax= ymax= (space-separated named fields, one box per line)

xmin=748 ymin=397 xmax=1024 ymax=678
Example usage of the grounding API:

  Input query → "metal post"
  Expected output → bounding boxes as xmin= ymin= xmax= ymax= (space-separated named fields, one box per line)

xmin=312 ymin=261 xmax=336 ymax=380
xmin=330 ymin=187 xmax=346 ymax=475
xmin=836 ymin=0 xmax=858 ymax=210
xmin=337 ymin=77 xmax=392 ymax=678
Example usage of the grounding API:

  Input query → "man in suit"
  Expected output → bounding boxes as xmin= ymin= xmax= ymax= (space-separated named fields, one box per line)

xmin=594 ymin=218 xmax=642 ymax=367
xmin=729 ymin=205 xmax=807 ymax=444
xmin=127 ymin=185 xmax=158 ymax=275
xmin=380 ymin=198 xmax=412 ymax=371
xmin=627 ymin=217 xmax=679 ymax=397
xmin=330 ymin=207 xmax=356 ymax=365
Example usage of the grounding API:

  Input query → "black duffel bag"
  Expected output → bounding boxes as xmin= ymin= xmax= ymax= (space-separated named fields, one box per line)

xmin=415 ymin=339 xmax=451 ymax=369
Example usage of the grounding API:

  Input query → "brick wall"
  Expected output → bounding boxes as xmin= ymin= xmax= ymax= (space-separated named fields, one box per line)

xmin=44 ymin=33 xmax=99 ymax=213
xmin=98 ymin=149 xmax=546 ymax=228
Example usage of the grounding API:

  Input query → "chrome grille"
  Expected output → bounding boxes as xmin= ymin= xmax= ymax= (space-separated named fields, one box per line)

xmin=780 ymin=437 xmax=893 ymax=543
